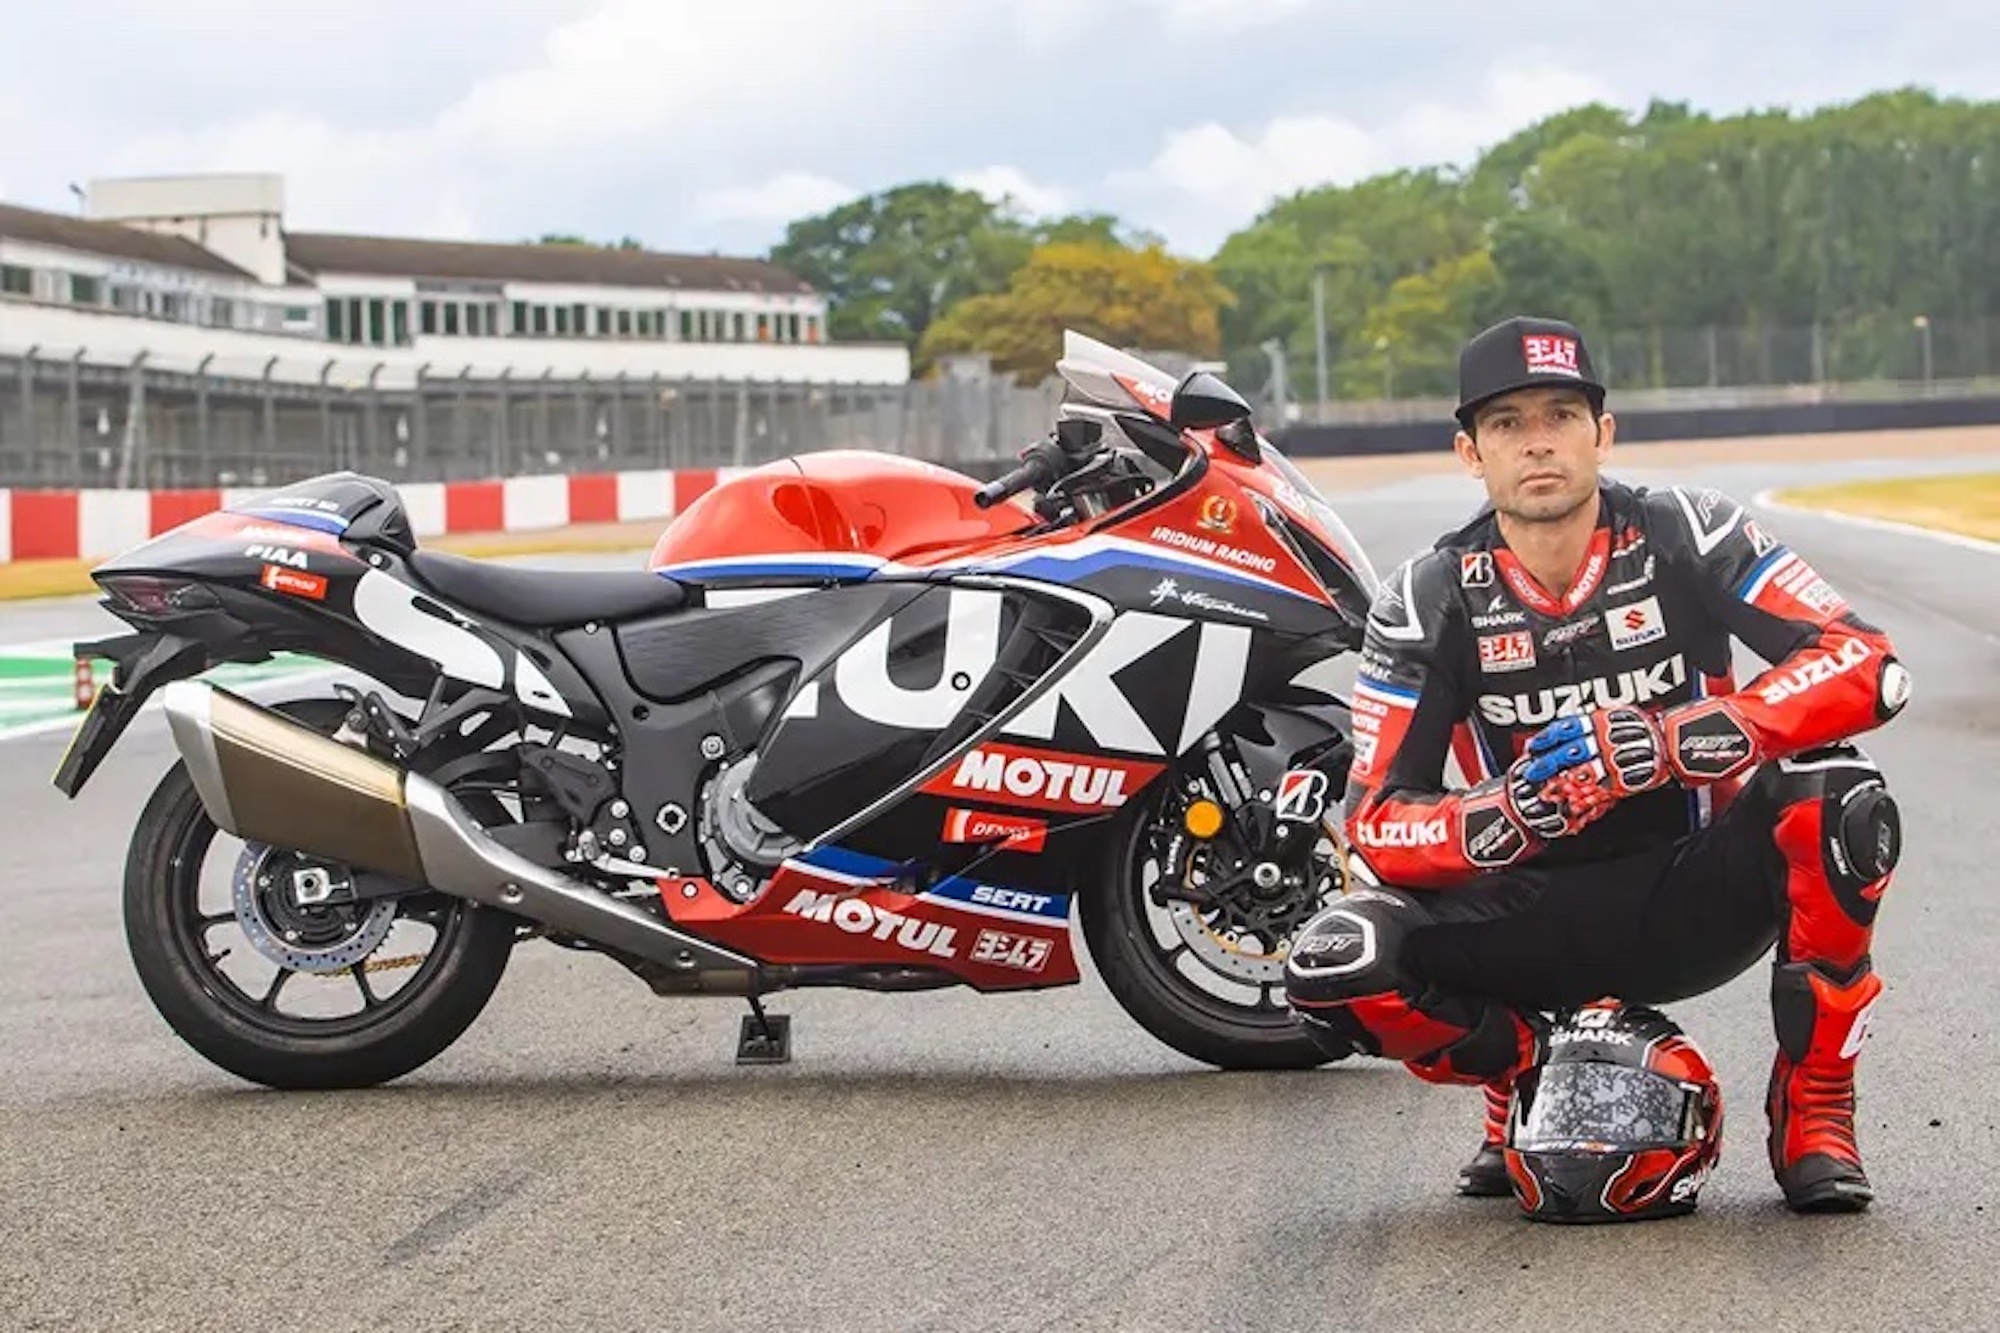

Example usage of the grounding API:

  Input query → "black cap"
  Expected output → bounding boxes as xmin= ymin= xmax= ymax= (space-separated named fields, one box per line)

xmin=1455 ymin=316 xmax=1605 ymax=430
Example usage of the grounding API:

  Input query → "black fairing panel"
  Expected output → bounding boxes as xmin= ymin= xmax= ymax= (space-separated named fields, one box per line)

xmin=613 ymin=584 xmax=921 ymax=705
xmin=746 ymin=583 xmax=1037 ymax=838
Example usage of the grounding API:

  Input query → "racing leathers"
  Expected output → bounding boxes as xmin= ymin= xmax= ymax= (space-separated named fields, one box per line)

xmin=1283 ymin=479 xmax=1910 ymax=1209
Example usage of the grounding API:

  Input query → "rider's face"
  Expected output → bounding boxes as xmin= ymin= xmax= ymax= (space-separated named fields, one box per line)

xmin=1454 ymin=387 xmax=1612 ymax=524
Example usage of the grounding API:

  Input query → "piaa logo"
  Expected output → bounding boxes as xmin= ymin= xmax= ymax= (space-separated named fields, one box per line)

xmin=1522 ymin=334 xmax=1581 ymax=377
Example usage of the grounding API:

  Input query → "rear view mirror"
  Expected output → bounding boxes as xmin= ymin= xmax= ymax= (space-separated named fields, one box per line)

xmin=1169 ymin=371 xmax=1253 ymax=433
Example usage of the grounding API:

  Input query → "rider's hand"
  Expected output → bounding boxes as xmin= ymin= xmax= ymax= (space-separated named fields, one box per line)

xmin=1520 ymin=706 xmax=1671 ymax=800
xmin=1503 ymin=751 xmax=1613 ymax=841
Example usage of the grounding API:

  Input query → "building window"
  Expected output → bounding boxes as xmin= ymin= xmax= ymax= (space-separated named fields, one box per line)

xmin=67 ymin=274 xmax=103 ymax=305
xmin=1 ymin=264 xmax=33 ymax=296
xmin=616 ymin=309 xmax=632 ymax=337
xmin=532 ymin=305 xmax=549 ymax=335
xmin=392 ymin=301 xmax=410 ymax=345
xmin=210 ymin=297 xmax=235 ymax=328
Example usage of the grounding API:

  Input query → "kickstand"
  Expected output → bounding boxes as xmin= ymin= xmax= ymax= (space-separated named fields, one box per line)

xmin=736 ymin=995 xmax=792 ymax=1065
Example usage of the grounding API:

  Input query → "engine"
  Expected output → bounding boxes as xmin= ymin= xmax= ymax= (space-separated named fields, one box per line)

xmin=696 ymin=752 xmax=803 ymax=902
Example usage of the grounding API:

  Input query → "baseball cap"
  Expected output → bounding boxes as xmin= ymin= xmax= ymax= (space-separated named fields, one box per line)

xmin=1456 ymin=316 xmax=1606 ymax=430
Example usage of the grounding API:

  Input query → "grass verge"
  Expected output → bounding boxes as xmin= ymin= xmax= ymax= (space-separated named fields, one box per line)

xmin=1770 ymin=471 xmax=2000 ymax=544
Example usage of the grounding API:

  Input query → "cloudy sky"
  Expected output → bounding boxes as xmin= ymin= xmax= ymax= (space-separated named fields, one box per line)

xmin=4 ymin=1 xmax=1997 ymax=261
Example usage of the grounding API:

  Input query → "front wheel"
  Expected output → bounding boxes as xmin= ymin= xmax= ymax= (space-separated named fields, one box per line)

xmin=122 ymin=700 xmax=519 ymax=1090
xmin=1077 ymin=773 xmax=1348 ymax=1071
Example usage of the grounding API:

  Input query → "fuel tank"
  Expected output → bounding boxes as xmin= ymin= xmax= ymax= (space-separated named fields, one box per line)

xmin=648 ymin=450 xmax=1028 ymax=582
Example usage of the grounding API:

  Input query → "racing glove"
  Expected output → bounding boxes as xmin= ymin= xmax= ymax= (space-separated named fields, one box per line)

xmin=1524 ymin=700 xmax=1762 ymax=795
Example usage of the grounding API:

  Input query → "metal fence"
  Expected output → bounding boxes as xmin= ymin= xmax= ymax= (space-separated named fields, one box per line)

xmin=0 ymin=353 xmax=1065 ymax=491
xmin=1272 ymin=314 xmax=2000 ymax=424
xmin=9 ymin=314 xmax=2000 ymax=490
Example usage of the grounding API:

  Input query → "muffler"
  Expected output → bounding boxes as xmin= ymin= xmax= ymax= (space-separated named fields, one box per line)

xmin=159 ymin=681 xmax=758 ymax=980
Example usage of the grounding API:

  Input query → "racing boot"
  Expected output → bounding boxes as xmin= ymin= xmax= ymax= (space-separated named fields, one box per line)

xmin=1397 ymin=1006 xmax=1541 ymax=1199
xmin=1768 ymin=960 xmax=1882 ymax=1213
xmin=1456 ymin=1077 xmax=1516 ymax=1198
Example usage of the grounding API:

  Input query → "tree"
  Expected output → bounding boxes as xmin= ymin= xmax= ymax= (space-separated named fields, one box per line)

xmin=766 ymin=183 xmax=1033 ymax=346
xmin=533 ymin=233 xmax=645 ymax=250
xmin=916 ymin=242 xmax=1234 ymax=382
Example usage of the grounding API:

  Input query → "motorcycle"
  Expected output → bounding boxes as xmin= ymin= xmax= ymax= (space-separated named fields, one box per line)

xmin=52 ymin=331 xmax=1381 ymax=1088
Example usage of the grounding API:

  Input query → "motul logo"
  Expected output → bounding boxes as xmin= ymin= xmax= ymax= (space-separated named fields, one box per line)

xmin=920 ymin=742 xmax=1161 ymax=813
xmin=782 ymin=889 xmax=958 ymax=959
xmin=1478 ymin=655 xmax=1688 ymax=726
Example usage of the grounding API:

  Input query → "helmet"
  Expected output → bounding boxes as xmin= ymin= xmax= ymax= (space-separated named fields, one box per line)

xmin=1504 ymin=1001 xmax=1723 ymax=1224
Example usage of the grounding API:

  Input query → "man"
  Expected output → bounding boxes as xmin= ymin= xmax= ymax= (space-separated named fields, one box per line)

xmin=1282 ymin=315 xmax=1910 ymax=1214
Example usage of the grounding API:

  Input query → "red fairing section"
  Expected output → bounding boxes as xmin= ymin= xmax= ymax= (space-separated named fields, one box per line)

xmin=659 ymin=866 xmax=1080 ymax=993
xmin=1721 ymin=540 xmax=1900 ymax=759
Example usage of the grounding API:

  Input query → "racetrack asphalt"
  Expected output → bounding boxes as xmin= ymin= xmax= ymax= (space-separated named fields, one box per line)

xmin=2 ymin=449 xmax=1998 ymax=1332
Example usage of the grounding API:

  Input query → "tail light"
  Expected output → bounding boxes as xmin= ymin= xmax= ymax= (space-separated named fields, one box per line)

xmin=98 ymin=574 xmax=222 ymax=619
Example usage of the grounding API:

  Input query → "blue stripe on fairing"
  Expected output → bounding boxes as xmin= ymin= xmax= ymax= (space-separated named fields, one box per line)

xmin=655 ymin=556 xmax=882 ymax=582
xmin=990 ymin=546 xmax=1317 ymax=602
xmin=794 ymin=845 xmax=1070 ymax=919
xmin=239 ymin=507 xmax=350 ymax=535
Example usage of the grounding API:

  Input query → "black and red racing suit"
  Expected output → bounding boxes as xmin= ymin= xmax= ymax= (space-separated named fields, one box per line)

xmin=1283 ymin=478 xmax=1911 ymax=1184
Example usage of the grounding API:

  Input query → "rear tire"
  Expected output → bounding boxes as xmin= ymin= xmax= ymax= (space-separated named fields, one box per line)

xmin=122 ymin=699 xmax=518 ymax=1090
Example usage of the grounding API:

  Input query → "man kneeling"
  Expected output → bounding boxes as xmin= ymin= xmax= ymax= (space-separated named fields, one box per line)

xmin=1284 ymin=317 xmax=1910 ymax=1213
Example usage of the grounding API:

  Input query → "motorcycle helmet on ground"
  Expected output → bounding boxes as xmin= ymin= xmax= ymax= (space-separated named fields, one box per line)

xmin=1504 ymin=1000 xmax=1723 ymax=1223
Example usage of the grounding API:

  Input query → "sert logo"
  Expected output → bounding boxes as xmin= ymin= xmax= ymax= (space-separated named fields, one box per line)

xmin=919 ymin=742 xmax=1163 ymax=813
xmin=1478 ymin=656 xmax=1688 ymax=726
xmin=782 ymin=889 xmax=958 ymax=959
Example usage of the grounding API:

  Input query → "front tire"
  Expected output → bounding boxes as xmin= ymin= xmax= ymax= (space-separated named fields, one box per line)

xmin=122 ymin=700 xmax=518 ymax=1090
xmin=1078 ymin=788 xmax=1344 ymax=1071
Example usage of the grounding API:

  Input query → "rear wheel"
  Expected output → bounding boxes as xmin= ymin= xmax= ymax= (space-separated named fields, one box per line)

xmin=122 ymin=699 xmax=519 ymax=1090
xmin=1078 ymin=772 xmax=1348 ymax=1070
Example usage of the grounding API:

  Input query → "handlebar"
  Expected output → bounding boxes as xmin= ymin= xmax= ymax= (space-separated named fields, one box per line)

xmin=973 ymin=436 xmax=1070 ymax=510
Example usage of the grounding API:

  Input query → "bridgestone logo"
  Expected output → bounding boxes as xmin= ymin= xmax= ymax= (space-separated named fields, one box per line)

xmin=1478 ymin=656 xmax=1688 ymax=726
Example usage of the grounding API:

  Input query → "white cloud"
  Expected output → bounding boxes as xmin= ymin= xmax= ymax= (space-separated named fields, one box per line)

xmin=950 ymin=166 xmax=1070 ymax=219
xmin=1105 ymin=59 xmax=1621 ymax=254
xmin=695 ymin=172 xmax=858 ymax=225
xmin=1136 ymin=0 xmax=1315 ymax=37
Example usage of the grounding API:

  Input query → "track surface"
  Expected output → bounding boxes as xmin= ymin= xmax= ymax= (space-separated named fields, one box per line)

xmin=4 ymin=451 xmax=1998 ymax=1332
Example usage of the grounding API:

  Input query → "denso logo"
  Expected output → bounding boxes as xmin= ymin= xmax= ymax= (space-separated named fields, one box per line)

xmin=781 ymin=889 xmax=958 ymax=959
xmin=1477 ymin=656 xmax=1688 ymax=726
xmin=1355 ymin=818 xmax=1448 ymax=848
xmin=921 ymin=742 xmax=1161 ymax=813
xmin=1758 ymin=638 xmax=1871 ymax=706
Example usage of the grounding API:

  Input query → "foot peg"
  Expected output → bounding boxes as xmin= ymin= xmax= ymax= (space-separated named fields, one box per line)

xmin=736 ymin=998 xmax=792 ymax=1065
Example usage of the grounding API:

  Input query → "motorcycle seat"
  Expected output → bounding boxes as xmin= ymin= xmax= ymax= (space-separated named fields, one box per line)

xmin=406 ymin=549 xmax=687 ymax=627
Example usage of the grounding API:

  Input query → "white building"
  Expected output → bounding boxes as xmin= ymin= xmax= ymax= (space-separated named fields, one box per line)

xmin=0 ymin=173 xmax=908 ymax=389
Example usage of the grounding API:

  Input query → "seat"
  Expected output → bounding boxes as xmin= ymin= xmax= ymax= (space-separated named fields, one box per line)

xmin=407 ymin=549 xmax=687 ymax=627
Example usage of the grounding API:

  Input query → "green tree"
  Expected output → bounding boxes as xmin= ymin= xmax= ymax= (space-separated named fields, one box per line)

xmin=917 ymin=242 xmax=1233 ymax=382
xmin=767 ymin=183 xmax=1033 ymax=347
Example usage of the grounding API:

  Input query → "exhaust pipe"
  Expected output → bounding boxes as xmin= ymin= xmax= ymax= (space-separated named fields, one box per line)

xmin=160 ymin=681 xmax=759 ymax=982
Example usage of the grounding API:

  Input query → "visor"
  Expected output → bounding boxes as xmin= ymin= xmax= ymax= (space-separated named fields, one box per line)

xmin=1515 ymin=1061 xmax=1698 ymax=1153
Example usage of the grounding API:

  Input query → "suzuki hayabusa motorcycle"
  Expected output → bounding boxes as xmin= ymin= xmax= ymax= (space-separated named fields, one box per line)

xmin=54 ymin=332 xmax=1381 ymax=1089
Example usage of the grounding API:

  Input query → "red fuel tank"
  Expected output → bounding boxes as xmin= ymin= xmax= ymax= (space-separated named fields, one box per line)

xmin=649 ymin=450 xmax=1027 ymax=577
